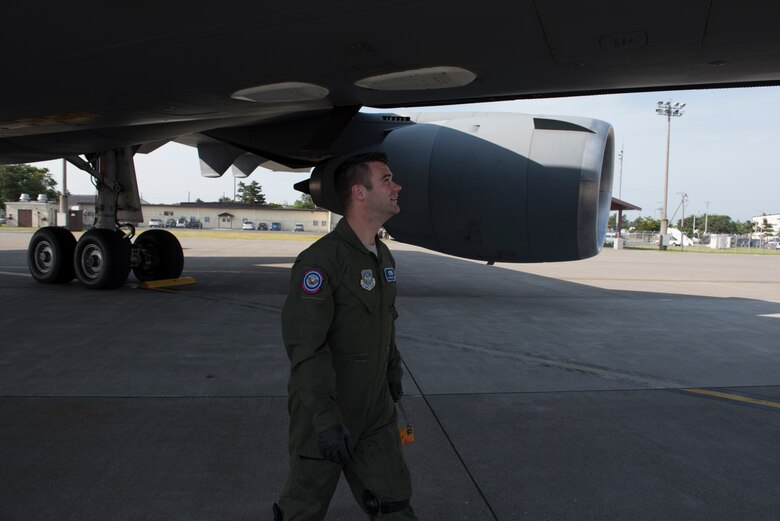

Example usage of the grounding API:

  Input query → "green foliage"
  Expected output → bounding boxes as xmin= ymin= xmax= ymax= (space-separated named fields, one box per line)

xmin=217 ymin=195 xmax=233 ymax=203
xmin=0 ymin=164 xmax=58 ymax=204
xmin=760 ymin=217 xmax=774 ymax=237
xmin=608 ymin=213 xmax=629 ymax=231
xmin=631 ymin=216 xmax=661 ymax=232
xmin=293 ymin=193 xmax=316 ymax=209
xmin=702 ymin=214 xmax=738 ymax=234
xmin=236 ymin=181 xmax=266 ymax=205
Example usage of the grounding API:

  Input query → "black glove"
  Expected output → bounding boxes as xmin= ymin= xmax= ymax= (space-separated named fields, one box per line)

xmin=388 ymin=381 xmax=403 ymax=402
xmin=318 ymin=424 xmax=353 ymax=465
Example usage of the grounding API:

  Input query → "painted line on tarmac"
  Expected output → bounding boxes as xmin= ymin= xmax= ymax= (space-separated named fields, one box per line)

xmin=682 ymin=388 xmax=780 ymax=410
xmin=399 ymin=334 xmax=686 ymax=389
xmin=561 ymin=277 xmax=780 ymax=284
xmin=0 ymin=270 xmax=28 ymax=277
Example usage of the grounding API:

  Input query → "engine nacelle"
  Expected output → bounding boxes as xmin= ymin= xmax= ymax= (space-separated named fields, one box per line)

xmin=308 ymin=112 xmax=614 ymax=263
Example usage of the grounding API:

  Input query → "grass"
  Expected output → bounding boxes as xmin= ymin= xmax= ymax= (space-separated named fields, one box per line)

xmin=625 ymin=243 xmax=780 ymax=255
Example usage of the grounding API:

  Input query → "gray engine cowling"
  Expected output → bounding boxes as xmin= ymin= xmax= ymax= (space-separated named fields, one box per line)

xmin=308 ymin=112 xmax=614 ymax=263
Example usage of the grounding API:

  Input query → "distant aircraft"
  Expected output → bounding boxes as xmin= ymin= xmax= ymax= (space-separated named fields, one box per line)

xmin=3 ymin=2 xmax=779 ymax=288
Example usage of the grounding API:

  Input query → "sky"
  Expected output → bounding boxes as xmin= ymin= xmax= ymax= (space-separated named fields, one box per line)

xmin=32 ymin=86 xmax=780 ymax=222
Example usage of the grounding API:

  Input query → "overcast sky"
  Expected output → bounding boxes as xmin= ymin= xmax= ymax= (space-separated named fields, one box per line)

xmin=32 ymin=86 xmax=780 ymax=222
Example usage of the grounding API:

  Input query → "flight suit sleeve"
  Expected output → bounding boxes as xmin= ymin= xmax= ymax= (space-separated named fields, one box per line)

xmin=282 ymin=256 xmax=344 ymax=433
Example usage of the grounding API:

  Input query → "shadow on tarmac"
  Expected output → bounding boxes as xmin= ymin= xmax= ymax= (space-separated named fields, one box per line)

xmin=1 ymin=247 xmax=779 ymax=520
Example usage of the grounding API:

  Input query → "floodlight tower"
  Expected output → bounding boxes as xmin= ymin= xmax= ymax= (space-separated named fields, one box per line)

xmin=655 ymin=100 xmax=685 ymax=249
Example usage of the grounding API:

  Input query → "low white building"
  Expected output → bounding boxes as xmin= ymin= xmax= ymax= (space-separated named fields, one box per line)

xmin=4 ymin=195 xmax=336 ymax=233
xmin=751 ymin=213 xmax=780 ymax=237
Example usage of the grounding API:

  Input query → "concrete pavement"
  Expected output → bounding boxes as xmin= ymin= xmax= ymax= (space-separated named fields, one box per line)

xmin=1 ymin=230 xmax=779 ymax=520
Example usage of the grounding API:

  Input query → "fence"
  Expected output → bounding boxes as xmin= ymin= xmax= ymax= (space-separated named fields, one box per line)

xmin=620 ymin=232 xmax=780 ymax=254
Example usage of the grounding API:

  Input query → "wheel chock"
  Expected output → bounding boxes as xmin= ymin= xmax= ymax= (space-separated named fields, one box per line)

xmin=138 ymin=277 xmax=197 ymax=289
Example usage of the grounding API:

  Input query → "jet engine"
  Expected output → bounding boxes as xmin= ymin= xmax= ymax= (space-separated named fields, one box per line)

xmin=306 ymin=112 xmax=614 ymax=263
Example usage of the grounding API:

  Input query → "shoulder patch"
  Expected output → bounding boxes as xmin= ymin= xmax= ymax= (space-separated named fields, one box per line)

xmin=301 ymin=268 xmax=324 ymax=294
xmin=384 ymin=267 xmax=396 ymax=282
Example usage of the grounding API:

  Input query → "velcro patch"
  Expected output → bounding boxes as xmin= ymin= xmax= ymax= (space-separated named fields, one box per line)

xmin=302 ymin=268 xmax=324 ymax=294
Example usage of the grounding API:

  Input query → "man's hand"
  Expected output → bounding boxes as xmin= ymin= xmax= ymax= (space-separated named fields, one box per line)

xmin=388 ymin=381 xmax=403 ymax=402
xmin=318 ymin=424 xmax=353 ymax=465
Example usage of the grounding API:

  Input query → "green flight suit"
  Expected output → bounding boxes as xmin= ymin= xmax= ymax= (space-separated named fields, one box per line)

xmin=277 ymin=218 xmax=416 ymax=521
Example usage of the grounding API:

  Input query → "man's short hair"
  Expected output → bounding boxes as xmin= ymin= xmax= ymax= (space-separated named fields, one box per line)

xmin=334 ymin=152 xmax=389 ymax=209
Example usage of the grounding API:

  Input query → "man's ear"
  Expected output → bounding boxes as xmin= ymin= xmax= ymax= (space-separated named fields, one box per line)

xmin=351 ymin=184 xmax=365 ymax=201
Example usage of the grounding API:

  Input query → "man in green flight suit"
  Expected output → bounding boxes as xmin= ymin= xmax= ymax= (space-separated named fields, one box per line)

xmin=274 ymin=152 xmax=418 ymax=520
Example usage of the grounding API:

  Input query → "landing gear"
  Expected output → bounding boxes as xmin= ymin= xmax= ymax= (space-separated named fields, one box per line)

xmin=132 ymin=229 xmax=184 ymax=281
xmin=74 ymin=229 xmax=131 ymax=289
xmin=26 ymin=147 xmax=186 ymax=290
xmin=27 ymin=227 xmax=76 ymax=284
xmin=27 ymin=227 xmax=184 ymax=289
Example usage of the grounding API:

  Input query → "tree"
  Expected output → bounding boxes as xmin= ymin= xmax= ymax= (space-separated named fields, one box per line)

xmin=0 ymin=164 xmax=58 ymax=204
xmin=704 ymin=214 xmax=738 ymax=234
xmin=608 ymin=213 xmax=629 ymax=231
xmin=218 ymin=195 xmax=233 ymax=203
xmin=760 ymin=217 xmax=774 ymax=237
xmin=631 ymin=216 xmax=661 ymax=232
xmin=293 ymin=193 xmax=316 ymax=209
xmin=236 ymin=181 xmax=266 ymax=204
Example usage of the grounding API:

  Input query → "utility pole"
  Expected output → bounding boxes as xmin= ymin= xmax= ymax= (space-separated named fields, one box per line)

xmin=680 ymin=192 xmax=687 ymax=251
xmin=617 ymin=144 xmax=624 ymax=200
xmin=655 ymin=100 xmax=685 ymax=249
xmin=704 ymin=200 xmax=711 ymax=235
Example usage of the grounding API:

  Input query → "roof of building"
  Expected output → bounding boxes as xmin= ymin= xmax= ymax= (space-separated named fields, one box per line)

xmin=610 ymin=197 xmax=641 ymax=212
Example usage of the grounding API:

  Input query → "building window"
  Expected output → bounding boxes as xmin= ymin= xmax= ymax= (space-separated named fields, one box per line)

xmin=163 ymin=210 xmax=174 ymax=216
xmin=204 ymin=216 xmax=210 ymax=223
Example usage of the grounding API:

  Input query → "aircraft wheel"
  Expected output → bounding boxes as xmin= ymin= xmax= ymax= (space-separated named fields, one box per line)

xmin=132 ymin=229 xmax=184 ymax=281
xmin=27 ymin=226 xmax=77 ymax=284
xmin=74 ymin=229 xmax=131 ymax=289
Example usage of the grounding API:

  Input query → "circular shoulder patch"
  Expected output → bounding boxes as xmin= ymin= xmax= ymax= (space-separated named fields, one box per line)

xmin=301 ymin=268 xmax=324 ymax=294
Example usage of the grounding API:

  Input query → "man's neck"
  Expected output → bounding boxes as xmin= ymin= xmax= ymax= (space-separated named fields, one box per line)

xmin=345 ymin=214 xmax=381 ymax=248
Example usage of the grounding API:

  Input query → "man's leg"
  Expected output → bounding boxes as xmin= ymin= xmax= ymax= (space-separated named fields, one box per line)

xmin=276 ymin=455 xmax=341 ymax=521
xmin=343 ymin=421 xmax=418 ymax=520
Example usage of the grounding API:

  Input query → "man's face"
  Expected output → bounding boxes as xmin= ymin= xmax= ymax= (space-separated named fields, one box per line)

xmin=361 ymin=161 xmax=401 ymax=219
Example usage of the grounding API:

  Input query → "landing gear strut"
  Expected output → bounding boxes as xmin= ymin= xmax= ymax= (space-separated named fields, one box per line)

xmin=26 ymin=147 xmax=184 ymax=289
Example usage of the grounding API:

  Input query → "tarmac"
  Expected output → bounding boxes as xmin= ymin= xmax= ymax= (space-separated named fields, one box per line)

xmin=1 ymin=229 xmax=779 ymax=520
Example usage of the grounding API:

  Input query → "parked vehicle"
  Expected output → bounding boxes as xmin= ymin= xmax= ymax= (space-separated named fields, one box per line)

xmin=176 ymin=218 xmax=187 ymax=228
xmin=256 ymin=222 xmax=268 ymax=231
xmin=149 ymin=218 xmax=164 ymax=228
xmin=242 ymin=220 xmax=255 ymax=230
xmin=165 ymin=218 xmax=177 ymax=228
xmin=186 ymin=217 xmax=203 ymax=229
xmin=294 ymin=223 xmax=305 ymax=232
xmin=270 ymin=222 xmax=281 ymax=231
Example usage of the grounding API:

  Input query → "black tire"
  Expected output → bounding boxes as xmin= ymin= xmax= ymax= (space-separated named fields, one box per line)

xmin=27 ymin=226 xmax=77 ymax=284
xmin=132 ymin=229 xmax=184 ymax=281
xmin=74 ymin=229 xmax=131 ymax=289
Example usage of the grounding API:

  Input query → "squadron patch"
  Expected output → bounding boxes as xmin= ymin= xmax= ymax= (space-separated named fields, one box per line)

xmin=384 ymin=267 xmax=396 ymax=282
xmin=360 ymin=269 xmax=376 ymax=291
xmin=301 ymin=268 xmax=324 ymax=294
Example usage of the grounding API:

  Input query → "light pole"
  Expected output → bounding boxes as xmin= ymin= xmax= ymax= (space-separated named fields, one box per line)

xmin=656 ymin=100 xmax=685 ymax=249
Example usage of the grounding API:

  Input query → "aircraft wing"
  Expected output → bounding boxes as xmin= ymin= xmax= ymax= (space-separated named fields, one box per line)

xmin=9 ymin=1 xmax=780 ymax=288
xmin=2 ymin=1 xmax=780 ymax=165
